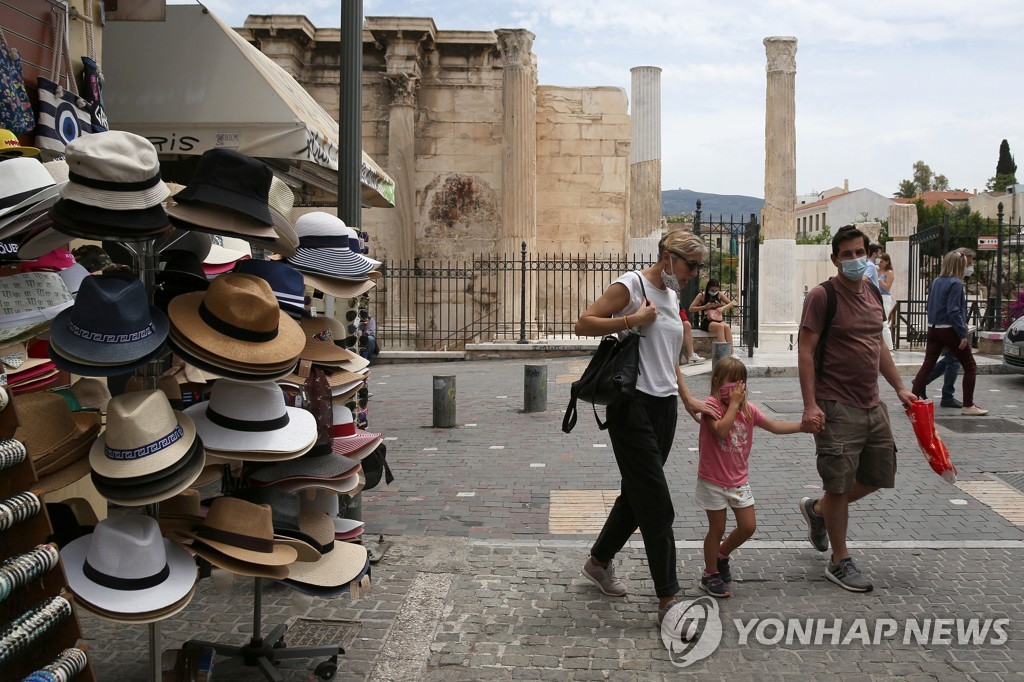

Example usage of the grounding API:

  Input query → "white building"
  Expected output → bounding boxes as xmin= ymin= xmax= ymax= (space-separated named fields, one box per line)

xmin=795 ymin=188 xmax=895 ymax=239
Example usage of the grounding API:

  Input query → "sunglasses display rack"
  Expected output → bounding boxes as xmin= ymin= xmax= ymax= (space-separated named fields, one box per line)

xmin=0 ymin=394 xmax=96 ymax=682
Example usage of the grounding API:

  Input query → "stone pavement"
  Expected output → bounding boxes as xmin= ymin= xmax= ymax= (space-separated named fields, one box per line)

xmin=80 ymin=353 xmax=1024 ymax=680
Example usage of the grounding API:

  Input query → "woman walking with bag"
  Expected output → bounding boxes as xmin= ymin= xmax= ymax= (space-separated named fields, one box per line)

xmin=574 ymin=230 xmax=717 ymax=633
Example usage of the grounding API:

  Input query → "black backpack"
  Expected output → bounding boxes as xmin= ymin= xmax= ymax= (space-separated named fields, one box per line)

xmin=807 ymin=278 xmax=884 ymax=378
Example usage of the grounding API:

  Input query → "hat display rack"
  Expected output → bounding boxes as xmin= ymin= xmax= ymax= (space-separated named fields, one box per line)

xmin=0 ymin=135 xmax=390 ymax=681
xmin=0 ymin=408 xmax=96 ymax=681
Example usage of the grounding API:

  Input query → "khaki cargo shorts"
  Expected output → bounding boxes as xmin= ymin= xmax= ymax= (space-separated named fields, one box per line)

xmin=814 ymin=400 xmax=897 ymax=494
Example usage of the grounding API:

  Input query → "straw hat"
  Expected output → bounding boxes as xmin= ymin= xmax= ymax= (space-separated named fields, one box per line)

xmin=167 ymin=273 xmax=305 ymax=367
xmin=247 ymin=443 xmax=361 ymax=485
xmin=89 ymin=390 xmax=197 ymax=479
xmin=335 ymin=525 xmax=365 ymax=542
xmin=272 ymin=469 xmax=364 ymax=495
xmin=281 ymin=552 xmax=369 ymax=597
xmin=296 ymin=317 xmax=366 ymax=365
xmin=299 ymin=489 xmax=365 ymax=535
xmin=189 ymin=543 xmax=289 ymax=580
xmin=165 ymin=336 xmax=297 ymax=385
xmin=157 ymin=488 xmax=204 ymax=540
xmin=236 ymin=175 xmax=298 ymax=258
xmin=0 ymin=342 xmax=51 ymax=376
xmin=284 ymin=539 xmax=368 ymax=589
xmin=14 ymin=392 xmax=100 ymax=477
xmin=187 ymin=496 xmax=297 ymax=566
xmin=230 ymin=487 xmax=331 ymax=562
xmin=69 ymin=378 xmax=112 ymax=412
xmin=91 ymin=433 xmax=205 ymax=499
xmin=76 ymin=583 xmax=197 ymax=624
xmin=62 ymin=515 xmax=198 ymax=616
xmin=299 ymin=271 xmax=376 ymax=299
xmin=184 ymin=380 xmax=317 ymax=455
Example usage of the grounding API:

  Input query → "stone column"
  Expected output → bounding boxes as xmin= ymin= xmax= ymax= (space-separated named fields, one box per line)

xmin=495 ymin=29 xmax=537 ymax=256
xmin=887 ymin=203 xmax=917 ymax=305
xmin=384 ymin=73 xmax=419 ymax=267
xmin=759 ymin=36 xmax=799 ymax=350
xmin=629 ymin=66 xmax=662 ymax=259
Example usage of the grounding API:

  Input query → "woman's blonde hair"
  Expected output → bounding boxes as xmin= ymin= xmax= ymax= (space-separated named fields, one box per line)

xmin=658 ymin=230 xmax=708 ymax=261
xmin=709 ymin=356 xmax=751 ymax=419
xmin=939 ymin=249 xmax=967 ymax=279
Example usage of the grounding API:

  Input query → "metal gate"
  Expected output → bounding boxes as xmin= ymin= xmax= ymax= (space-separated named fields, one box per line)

xmin=678 ymin=201 xmax=761 ymax=356
xmin=900 ymin=205 xmax=1024 ymax=347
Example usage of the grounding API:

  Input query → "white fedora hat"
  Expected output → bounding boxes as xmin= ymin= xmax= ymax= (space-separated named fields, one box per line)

xmin=184 ymin=380 xmax=316 ymax=454
xmin=62 ymin=514 xmax=198 ymax=616
xmin=0 ymin=157 xmax=63 ymax=224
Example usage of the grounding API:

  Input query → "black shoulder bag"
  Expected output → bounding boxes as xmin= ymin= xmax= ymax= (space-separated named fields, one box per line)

xmin=561 ymin=273 xmax=646 ymax=433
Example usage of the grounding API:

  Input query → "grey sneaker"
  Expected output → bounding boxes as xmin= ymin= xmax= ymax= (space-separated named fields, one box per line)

xmin=825 ymin=557 xmax=873 ymax=592
xmin=716 ymin=556 xmax=733 ymax=584
xmin=582 ymin=557 xmax=628 ymax=596
xmin=800 ymin=497 xmax=829 ymax=552
xmin=699 ymin=572 xmax=731 ymax=598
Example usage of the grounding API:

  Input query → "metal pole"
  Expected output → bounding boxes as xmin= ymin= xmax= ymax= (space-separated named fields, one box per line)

xmin=518 ymin=240 xmax=528 ymax=343
xmin=997 ymin=203 xmax=1005 ymax=329
xmin=432 ymin=375 xmax=456 ymax=427
xmin=711 ymin=341 xmax=731 ymax=370
xmin=523 ymin=365 xmax=547 ymax=412
xmin=338 ymin=0 xmax=363 ymax=227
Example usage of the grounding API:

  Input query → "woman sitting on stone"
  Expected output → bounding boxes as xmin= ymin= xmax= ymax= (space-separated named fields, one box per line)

xmin=690 ymin=278 xmax=735 ymax=355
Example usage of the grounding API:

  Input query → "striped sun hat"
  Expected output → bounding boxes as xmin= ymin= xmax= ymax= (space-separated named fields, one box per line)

xmin=286 ymin=212 xmax=378 ymax=280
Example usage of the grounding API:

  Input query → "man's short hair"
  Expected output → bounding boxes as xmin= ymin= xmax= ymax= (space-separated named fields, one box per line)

xmin=832 ymin=225 xmax=870 ymax=257
xmin=868 ymin=243 xmax=882 ymax=256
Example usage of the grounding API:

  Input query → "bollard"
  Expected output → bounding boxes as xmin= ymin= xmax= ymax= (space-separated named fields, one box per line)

xmin=433 ymin=375 xmax=457 ymax=427
xmin=711 ymin=342 xmax=731 ymax=371
xmin=524 ymin=365 xmax=548 ymax=413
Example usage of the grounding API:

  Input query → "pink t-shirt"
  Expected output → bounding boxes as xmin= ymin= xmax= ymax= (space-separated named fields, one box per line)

xmin=697 ymin=396 xmax=765 ymax=488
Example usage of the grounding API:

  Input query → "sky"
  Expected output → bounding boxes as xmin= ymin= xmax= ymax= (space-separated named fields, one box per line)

xmin=171 ymin=0 xmax=1024 ymax=199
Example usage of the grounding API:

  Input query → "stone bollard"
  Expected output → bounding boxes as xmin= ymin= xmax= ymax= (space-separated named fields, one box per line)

xmin=524 ymin=365 xmax=548 ymax=413
xmin=711 ymin=342 xmax=731 ymax=371
xmin=433 ymin=375 xmax=456 ymax=428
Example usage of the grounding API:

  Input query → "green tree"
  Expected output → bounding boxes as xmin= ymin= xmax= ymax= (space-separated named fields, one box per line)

xmin=985 ymin=139 xmax=1017 ymax=192
xmin=894 ymin=179 xmax=917 ymax=198
xmin=796 ymin=225 xmax=831 ymax=245
xmin=896 ymin=160 xmax=948 ymax=196
xmin=933 ymin=174 xmax=950 ymax=191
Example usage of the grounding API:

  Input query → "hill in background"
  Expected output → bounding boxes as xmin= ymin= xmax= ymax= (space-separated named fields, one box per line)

xmin=662 ymin=189 xmax=764 ymax=219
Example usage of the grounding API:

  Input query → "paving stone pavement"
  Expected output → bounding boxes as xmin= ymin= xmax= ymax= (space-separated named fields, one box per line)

xmin=79 ymin=357 xmax=1024 ymax=679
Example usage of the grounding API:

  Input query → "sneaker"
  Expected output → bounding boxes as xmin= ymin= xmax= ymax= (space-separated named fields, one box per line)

xmin=716 ymin=556 xmax=733 ymax=584
xmin=699 ymin=572 xmax=731 ymax=598
xmin=581 ymin=557 xmax=628 ymax=596
xmin=961 ymin=405 xmax=989 ymax=416
xmin=689 ymin=353 xmax=706 ymax=364
xmin=940 ymin=398 xmax=963 ymax=408
xmin=658 ymin=601 xmax=698 ymax=641
xmin=799 ymin=497 xmax=829 ymax=552
xmin=824 ymin=556 xmax=873 ymax=592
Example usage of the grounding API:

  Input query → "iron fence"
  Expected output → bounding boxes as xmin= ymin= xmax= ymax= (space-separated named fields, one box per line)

xmin=371 ymin=209 xmax=761 ymax=352
xmin=900 ymin=206 xmax=1024 ymax=348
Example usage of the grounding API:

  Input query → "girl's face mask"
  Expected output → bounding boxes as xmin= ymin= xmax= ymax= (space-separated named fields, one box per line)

xmin=719 ymin=381 xmax=738 ymax=402
xmin=708 ymin=290 xmax=720 ymax=299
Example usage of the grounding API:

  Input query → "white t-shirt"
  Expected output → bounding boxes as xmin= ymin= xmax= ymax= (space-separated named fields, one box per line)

xmin=612 ymin=271 xmax=682 ymax=397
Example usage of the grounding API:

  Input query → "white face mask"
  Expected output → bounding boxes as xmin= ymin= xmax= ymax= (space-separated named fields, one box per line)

xmin=661 ymin=254 xmax=681 ymax=292
xmin=965 ymin=265 xmax=974 ymax=277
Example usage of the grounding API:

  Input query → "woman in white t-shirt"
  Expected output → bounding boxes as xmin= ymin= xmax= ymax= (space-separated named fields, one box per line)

xmin=574 ymin=230 xmax=718 ymax=635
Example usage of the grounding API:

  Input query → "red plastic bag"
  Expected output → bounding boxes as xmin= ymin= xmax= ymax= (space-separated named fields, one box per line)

xmin=905 ymin=399 xmax=957 ymax=483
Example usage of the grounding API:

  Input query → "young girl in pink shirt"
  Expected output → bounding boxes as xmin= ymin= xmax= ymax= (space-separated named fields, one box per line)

xmin=697 ymin=357 xmax=811 ymax=598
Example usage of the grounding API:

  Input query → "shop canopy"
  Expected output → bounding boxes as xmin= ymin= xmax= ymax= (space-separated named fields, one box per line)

xmin=103 ymin=5 xmax=395 ymax=208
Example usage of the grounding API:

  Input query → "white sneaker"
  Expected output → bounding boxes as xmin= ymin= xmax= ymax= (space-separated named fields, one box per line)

xmin=961 ymin=405 xmax=989 ymax=416
xmin=689 ymin=354 xmax=706 ymax=364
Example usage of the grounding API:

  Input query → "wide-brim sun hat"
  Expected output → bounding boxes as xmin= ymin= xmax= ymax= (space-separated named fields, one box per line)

xmin=167 ymin=272 xmax=305 ymax=367
xmin=298 ymin=270 xmax=377 ymax=299
xmin=284 ymin=540 xmax=368 ymax=588
xmin=188 ymin=543 xmax=289 ymax=580
xmin=89 ymin=389 xmax=197 ymax=479
xmin=272 ymin=469 xmax=364 ymax=495
xmin=166 ymin=327 xmax=297 ymax=372
xmin=50 ymin=274 xmax=169 ymax=365
xmin=203 ymin=236 xmax=252 ymax=265
xmin=0 ymin=157 xmax=63 ymax=223
xmin=49 ymin=340 xmax=168 ymax=378
xmin=330 ymin=406 xmax=382 ymax=460
xmin=287 ymin=212 xmax=379 ymax=279
xmin=165 ymin=336 xmax=297 ymax=384
xmin=281 ymin=553 xmax=369 ymax=597
xmin=76 ymin=582 xmax=197 ymax=624
xmin=167 ymin=201 xmax=278 ymax=242
xmin=247 ymin=443 xmax=361 ymax=484
xmin=184 ymin=379 xmax=317 ymax=455
xmin=62 ymin=514 xmax=198 ymax=615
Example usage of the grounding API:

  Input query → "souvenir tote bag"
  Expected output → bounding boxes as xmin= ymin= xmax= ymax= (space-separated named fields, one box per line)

xmin=35 ymin=10 xmax=93 ymax=155
xmin=0 ymin=25 xmax=34 ymax=134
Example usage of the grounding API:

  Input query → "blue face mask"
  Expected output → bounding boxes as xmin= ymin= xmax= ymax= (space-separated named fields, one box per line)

xmin=840 ymin=256 xmax=868 ymax=282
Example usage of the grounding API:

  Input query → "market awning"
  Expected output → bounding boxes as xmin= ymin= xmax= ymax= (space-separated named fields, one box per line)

xmin=102 ymin=5 xmax=395 ymax=208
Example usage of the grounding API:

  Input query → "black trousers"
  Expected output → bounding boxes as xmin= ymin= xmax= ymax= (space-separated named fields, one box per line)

xmin=591 ymin=391 xmax=680 ymax=598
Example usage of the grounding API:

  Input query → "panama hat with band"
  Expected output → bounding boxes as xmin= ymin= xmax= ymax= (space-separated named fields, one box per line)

xmin=186 ymin=496 xmax=297 ymax=566
xmin=0 ymin=157 xmax=63 ymax=225
xmin=61 ymin=131 xmax=170 ymax=210
xmin=184 ymin=380 xmax=316 ymax=455
xmin=330 ymin=406 xmax=382 ymax=460
xmin=89 ymin=389 xmax=197 ymax=479
xmin=50 ymin=274 xmax=168 ymax=365
xmin=62 ymin=514 xmax=197 ymax=616
xmin=230 ymin=487 xmax=329 ymax=562
xmin=284 ymin=538 xmax=368 ymax=589
xmin=234 ymin=259 xmax=308 ymax=320
xmin=157 ymin=489 xmax=203 ymax=540
xmin=91 ymin=435 xmax=206 ymax=507
xmin=286 ymin=212 xmax=378 ymax=279
xmin=168 ymin=272 xmax=305 ymax=366
xmin=13 ymin=392 xmax=100 ymax=476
